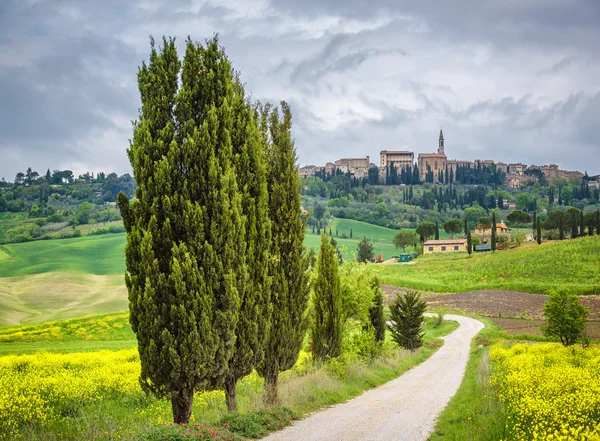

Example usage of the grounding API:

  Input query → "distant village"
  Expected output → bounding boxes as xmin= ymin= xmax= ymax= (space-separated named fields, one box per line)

xmin=299 ymin=130 xmax=599 ymax=189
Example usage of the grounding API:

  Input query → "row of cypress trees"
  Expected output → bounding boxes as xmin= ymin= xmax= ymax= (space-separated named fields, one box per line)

xmin=118 ymin=37 xmax=309 ymax=423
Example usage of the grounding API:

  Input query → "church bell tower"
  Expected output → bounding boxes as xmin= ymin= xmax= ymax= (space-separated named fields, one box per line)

xmin=438 ymin=129 xmax=444 ymax=155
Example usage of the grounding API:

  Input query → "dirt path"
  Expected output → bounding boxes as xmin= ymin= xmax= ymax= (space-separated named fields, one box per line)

xmin=263 ymin=315 xmax=484 ymax=441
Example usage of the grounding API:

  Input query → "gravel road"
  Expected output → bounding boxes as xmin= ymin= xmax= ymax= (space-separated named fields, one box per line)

xmin=263 ymin=314 xmax=484 ymax=441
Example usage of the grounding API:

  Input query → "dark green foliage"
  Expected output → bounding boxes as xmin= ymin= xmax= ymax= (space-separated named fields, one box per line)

xmin=507 ymin=210 xmax=530 ymax=233
xmin=258 ymin=102 xmax=310 ymax=406
xmin=491 ymin=212 xmax=497 ymax=251
xmin=467 ymin=231 xmax=473 ymax=255
xmin=136 ymin=424 xmax=243 ymax=441
xmin=350 ymin=228 xmax=353 ymax=238
xmin=118 ymin=37 xmax=246 ymax=424
xmin=537 ymin=218 xmax=542 ymax=245
xmin=368 ymin=277 xmax=386 ymax=342
xmin=220 ymin=407 xmax=298 ymax=438
xmin=389 ymin=290 xmax=427 ymax=351
xmin=416 ymin=221 xmax=436 ymax=241
xmin=312 ymin=234 xmax=343 ymax=362
xmin=542 ymin=290 xmax=588 ymax=346
xmin=357 ymin=236 xmax=375 ymax=263
xmin=464 ymin=218 xmax=469 ymax=236
xmin=223 ymin=63 xmax=271 ymax=412
xmin=443 ymin=218 xmax=462 ymax=239
xmin=435 ymin=220 xmax=440 ymax=240
xmin=597 ymin=209 xmax=600 ymax=236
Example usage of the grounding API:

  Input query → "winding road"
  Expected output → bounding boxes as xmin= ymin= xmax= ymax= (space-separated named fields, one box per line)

xmin=263 ymin=314 xmax=484 ymax=441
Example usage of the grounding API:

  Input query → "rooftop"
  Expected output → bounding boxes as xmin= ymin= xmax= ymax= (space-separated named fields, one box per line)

xmin=423 ymin=239 xmax=467 ymax=245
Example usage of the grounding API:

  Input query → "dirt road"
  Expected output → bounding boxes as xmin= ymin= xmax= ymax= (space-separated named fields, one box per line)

xmin=263 ymin=314 xmax=483 ymax=441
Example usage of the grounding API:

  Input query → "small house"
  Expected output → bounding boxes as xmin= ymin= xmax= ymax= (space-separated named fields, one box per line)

xmin=423 ymin=239 xmax=467 ymax=254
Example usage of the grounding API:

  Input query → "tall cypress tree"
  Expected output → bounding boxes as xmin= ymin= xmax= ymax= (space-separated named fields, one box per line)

xmin=222 ymin=70 xmax=271 ymax=412
xmin=597 ymin=209 xmax=600 ymax=236
xmin=435 ymin=220 xmax=440 ymax=240
xmin=537 ymin=218 xmax=542 ymax=245
xmin=312 ymin=234 xmax=343 ymax=363
xmin=118 ymin=37 xmax=245 ymax=424
xmin=579 ymin=210 xmax=584 ymax=237
xmin=491 ymin=211 xmax=497 ymax=251
xmin=467 ymin=231 xmax=473 ymax=256
xmin=258 ymin=102 xmax=310 ymax=405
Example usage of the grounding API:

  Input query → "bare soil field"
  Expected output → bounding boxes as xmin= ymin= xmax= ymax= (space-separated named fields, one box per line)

xmin=382 ymin=286 xmax=600 ymax=339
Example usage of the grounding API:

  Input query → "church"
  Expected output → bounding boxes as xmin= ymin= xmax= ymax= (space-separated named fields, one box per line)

xmin=417 ymin=130 xmax=447 ymax=182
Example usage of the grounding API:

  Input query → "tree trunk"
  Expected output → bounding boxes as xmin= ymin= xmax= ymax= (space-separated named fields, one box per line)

xmin=264 ymin=371 xmax=279 ymax=406
xmin=171 ymin=389 xmax=194 ymax=424
xmin=225 ymin=376 xmax=238 ymax=413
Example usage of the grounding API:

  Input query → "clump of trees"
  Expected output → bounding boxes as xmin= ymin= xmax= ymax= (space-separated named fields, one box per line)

xmin=118 ymin=37 xmax=309 ymax=422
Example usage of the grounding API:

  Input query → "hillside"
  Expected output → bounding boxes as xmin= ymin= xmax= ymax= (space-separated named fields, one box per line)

xmin=377 ymin=235 xmax=600 ymax=295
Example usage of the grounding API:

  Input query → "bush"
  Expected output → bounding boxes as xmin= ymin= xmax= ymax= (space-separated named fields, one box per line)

xmin=136 ymin=424 xmax=243 ymax=441
xmin=389 ymin=290 xmax=427 ymax=351
xmin=220 ymin=408 xmax=298 ymax=439
xmin=542 ymin=290 xmax=588 ymax=346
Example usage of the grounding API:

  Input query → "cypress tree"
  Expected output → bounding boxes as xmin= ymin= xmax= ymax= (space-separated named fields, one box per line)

xmin=597 ymin=209 xmax=600 ymax=236
xmin=258 ymin=102 xmax=310 ymax=406
xmin=491 ymin=211 xmax=497 ymax=251
xmin=580 ymin=210 xmax=584 ymax=237
xmin=464 ymin=218 xmax=469 ymax=236
xmin=222 ymin=67 xmax=271 ymax=412
xmin=537 ymin=218 xmax=542 ymax=245
xmin=435 ymin=220 xmax=440 ymax=240
xmin=368 ymin=277 xmax=386 ymax=342
xmin=532 ymin=210 xmax=537 ymax=235
xmin=312 ymin=234 xmax=343 ymax=362
xmin=118 ymin=37 xmax=245 ymax=424
xmin=350 ymin=228 xmax=353 ymax=238
xmin=329 ymin=228 xmax=332 ymax=236
xmin=467 ymin=231 xmax=473 ymax=255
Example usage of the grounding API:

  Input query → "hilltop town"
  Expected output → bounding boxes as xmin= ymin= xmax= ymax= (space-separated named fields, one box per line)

xmin=299 ymin=130 xmax=598 ymax=189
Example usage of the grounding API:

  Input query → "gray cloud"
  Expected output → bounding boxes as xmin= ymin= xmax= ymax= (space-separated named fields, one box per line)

xmin=0 ymin=0 xmax=599 ymax=181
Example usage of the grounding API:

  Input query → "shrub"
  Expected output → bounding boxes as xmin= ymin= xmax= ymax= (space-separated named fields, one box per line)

xmin=542 ymin=290 xmax=588 ymax=346
xmin=219 ymin=408 xmax=298 ymax=439
xmin=389 ymin=290 xmax=427 ymax=351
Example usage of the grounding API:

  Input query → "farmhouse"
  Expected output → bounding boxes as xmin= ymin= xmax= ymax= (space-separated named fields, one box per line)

xmin=423 ymin=239 xmax=467 ymax=254
xmin=475 ymin=221 xmax=512 ymax=239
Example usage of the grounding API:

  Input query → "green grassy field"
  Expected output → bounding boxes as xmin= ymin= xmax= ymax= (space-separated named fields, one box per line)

xmin=0 ymin=233 xmax=126 ymax=276
xmin=328 ymin=217 xmax=449 ymax=241
xmin=377 ymin=235 xmax=600 ymax=295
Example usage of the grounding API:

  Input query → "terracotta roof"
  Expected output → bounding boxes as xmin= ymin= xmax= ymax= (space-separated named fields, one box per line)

xmin=418 ymin=153 xmax=447 ymax=158
xmin=423 ymin=239 xmax=467 ymax=245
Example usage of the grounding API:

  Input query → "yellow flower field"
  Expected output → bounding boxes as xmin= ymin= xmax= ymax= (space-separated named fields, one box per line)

xmin=0 ymin=349 xmax=142 ymax=439
xmin=490 ymin=343 xmax=600 ymax=441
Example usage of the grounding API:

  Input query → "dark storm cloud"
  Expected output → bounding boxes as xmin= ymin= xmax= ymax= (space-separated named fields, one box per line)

xmin=0 ymin=0 xmax=599 ymax=179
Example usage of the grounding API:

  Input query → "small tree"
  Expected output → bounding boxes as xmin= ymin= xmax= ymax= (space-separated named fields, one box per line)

xmin=435 ymin=220 xmax=440 ymax=240
xmin=507 ymin=210 xmax=531 ymax=234
xmin=368 ymin=277 xmax=386 ymax=342
xmin=513 ymin=232 xmax=526 ymax=247
xmin=491 ymin=212 xmax=497 ymax=251
xmin=542 ymin=290 xmax=588 ymax=346
xmin=477 ymin=216 xmax=491 ymax=230
xmin=536 ymin=218 xmax=542 ymax=245
xmin=467 ymin=231 xmax=473 ymax=256
xmin=312 ymin=234 xmax=343 ymax=362
xmin=416 ymin=221 xmax=436 ymax=242
xmin=393 ymin=230 xmax=417 ymax=252
xmin=389 ymin=291 xmax=427 ymax=351
xmin=357 ymin=236 xmax=375 ymax=263
xmin=443 ymin=219 xmax=462 ymax=239
xmin=350 ymin=228 xmax=353 ymax=238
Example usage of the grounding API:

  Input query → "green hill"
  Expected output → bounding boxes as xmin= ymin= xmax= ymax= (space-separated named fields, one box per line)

xmin=327 ymin=218 xmax=449 ymax=242
xmin=0 ymin=234 xmax=126 ymax=277
xmin=377 ymin=236 xmax=600 ymax=295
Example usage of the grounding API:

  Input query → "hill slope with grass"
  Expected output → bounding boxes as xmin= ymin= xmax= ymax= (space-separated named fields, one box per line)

xmin=377 ymin=235 xmax=600 ymax=295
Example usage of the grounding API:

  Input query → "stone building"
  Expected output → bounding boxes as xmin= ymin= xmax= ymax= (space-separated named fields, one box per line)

xmin=379 ymin=150 xmax=414 ymax=181
xmin=508 ymin=163 xmax=527 ymax=175
xmin=418 ymin=129 xmax=447 ymax=182
xmin=298 ymin=165 xmax=322 ymax=177
xmin=475 ymin=221 xmax=511 ymax=240
xmin=423 ymin=239 xmax=467 ymax=254
xmin=334 ymin=157 xmax=372 ymax=178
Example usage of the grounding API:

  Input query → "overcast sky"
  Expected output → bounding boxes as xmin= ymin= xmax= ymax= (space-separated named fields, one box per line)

xmin=1 ymin=0 xmax=599 ymax=181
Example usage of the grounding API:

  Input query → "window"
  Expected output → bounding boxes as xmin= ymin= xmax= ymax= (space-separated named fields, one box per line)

xmin=441 ymin=246 xmax=446 ymax=251
xmin=454 ymin=246 xmax=459 ymax=251
xmin=428 ymin=247 xmax=433 ymax=252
